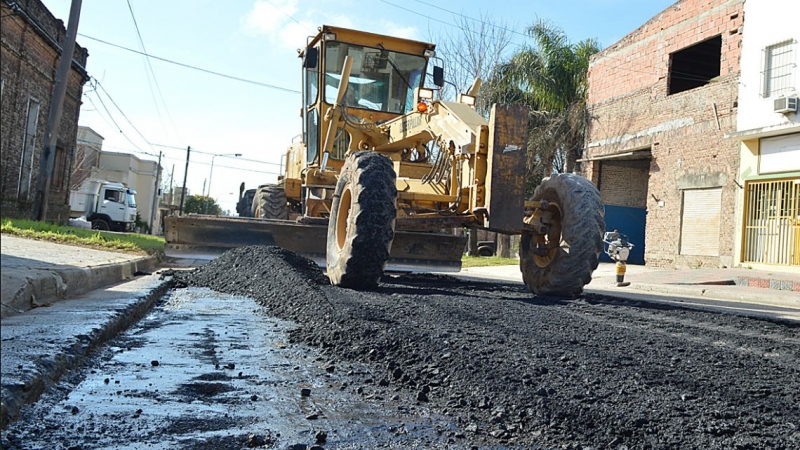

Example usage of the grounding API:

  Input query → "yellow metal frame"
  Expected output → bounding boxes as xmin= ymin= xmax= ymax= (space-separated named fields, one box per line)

xmin=741 ymin=177 xmax=800 ymax=266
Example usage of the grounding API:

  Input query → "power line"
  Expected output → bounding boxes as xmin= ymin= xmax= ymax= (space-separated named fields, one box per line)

xmin=376 ymin=0 xmax=529 ymax=51
xmin=84 ymin=141 xmax=281 ymax=175
xmin=92 ymin=77 xmax=157 ymax=151
xmin=379 ymin=0 xmax=713 ymax=84
xmin=148 ymin=143 xmax=282 ymax=166
xmin=85 ymin=83 xmax=148 ymax=154
xmin=264 ymin=0 xmax=301 ymax=24
xmin=408 ymin=0 xmax=530 ymax=41
xmin=78 ymin=33 xmax=300 ymax=94
xmin=126 ymin=0 xmax=183 ymax=143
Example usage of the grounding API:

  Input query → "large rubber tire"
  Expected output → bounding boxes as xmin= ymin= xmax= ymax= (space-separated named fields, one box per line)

xmin=520 ymin=173 xmax=604 ymax=298
xmin=477 ymin=246 xmax=494 ymax=257
xmin=91 ymin=219 xmax=110 ymax=231
xmin=251 ymin=184 xmax=288 ymax=219
xmin=326 ymin=152 xmax=397 ymax=289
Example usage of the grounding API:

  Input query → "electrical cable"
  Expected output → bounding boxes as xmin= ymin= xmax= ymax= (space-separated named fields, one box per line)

xmin=78 ymin=33 xmax=300 ymax=94
xmin=126 ymin=0 xmax=183 ymax=143
xmin=85 ymin=82 xmax=148 ymax=154
xmin=92 ymin=77 xmax=158 ymax=152
xmin=378 ymin=0 xmax=720 ymax=84
xmin=263 ymin=0 xmax=301 ymax=24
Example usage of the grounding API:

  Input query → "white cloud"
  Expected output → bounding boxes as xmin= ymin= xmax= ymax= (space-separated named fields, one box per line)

xmin=241 ymin=0 xmax=314 ymax=49
xmin=241 ymin=1 xmax=423 ymax=52
xmin=242 ymin=0 xmax=298 ymax=35
xmin=377 ymin=21 xmax=419 ymax=40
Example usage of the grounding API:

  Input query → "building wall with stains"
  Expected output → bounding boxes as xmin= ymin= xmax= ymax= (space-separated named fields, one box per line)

xmin=583 ymin=0 xmax=744 ymax=269
xmin=1 ymin=0 xmax=89 ymax=221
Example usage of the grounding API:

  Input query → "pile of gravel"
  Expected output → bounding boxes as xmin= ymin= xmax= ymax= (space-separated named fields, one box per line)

xmin=174 ymin=245 xmax=800 ymax=449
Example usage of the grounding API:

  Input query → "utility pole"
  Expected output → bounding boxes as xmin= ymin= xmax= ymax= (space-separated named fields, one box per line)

xmin=31 ymin=0 xmax=82 ymax=221
xmin=178 ymin=146 xmax=190 ymax=215
xmin=149 ymin=151 xmax=162 ymax=234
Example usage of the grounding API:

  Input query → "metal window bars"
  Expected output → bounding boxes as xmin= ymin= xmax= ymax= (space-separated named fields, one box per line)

xmin=761 ymin=40 xmax=797 ymax=98
xmin=742 ymin=178 xmax=800 ymax=266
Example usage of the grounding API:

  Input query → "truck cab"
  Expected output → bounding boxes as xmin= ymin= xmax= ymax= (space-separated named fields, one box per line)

xmin=70 ymin=179 xmax=137 ymax=232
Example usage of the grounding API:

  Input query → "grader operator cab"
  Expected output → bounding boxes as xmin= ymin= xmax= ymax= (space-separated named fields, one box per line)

xmin=165 ymin=25 xmax=605 ymax=297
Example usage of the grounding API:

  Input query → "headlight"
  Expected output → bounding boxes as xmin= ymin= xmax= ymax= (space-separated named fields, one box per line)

xmin=417 ymin=88 xmax=434 ymax=100
xmin=458 ymin=94 xmax=476 ymax=107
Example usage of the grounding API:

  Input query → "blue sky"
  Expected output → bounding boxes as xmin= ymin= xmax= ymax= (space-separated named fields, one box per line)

xmin=40 ymin=0 xmax=675 ymax=213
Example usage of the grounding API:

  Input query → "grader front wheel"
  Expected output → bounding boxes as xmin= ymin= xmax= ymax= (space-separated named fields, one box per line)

xmin=520 ymin=173 xmax=604 ymax=298
xmin=326 ymin=152 xmax=397 ymax=289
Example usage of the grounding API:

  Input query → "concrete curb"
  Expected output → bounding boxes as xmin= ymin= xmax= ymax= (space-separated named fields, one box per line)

xmin=587 ymin=281 xmax=800 ymax=309
xmin=0 ymin=255 xmax=159 ymax=319
xmin=450 ymin=269 xmax=800 ymax=310
xmin=0 ymin=274 xmax=172 ymax=430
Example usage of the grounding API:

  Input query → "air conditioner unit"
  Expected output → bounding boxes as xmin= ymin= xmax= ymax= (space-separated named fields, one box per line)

xmin=773 ymin=96 xmax=798 ymax=113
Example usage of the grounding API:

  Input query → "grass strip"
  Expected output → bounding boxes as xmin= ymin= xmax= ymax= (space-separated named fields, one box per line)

xmin=1 ymin=219 xmax=165 ymax=257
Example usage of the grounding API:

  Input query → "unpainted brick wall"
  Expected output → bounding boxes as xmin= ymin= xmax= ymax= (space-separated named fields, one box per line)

xmin=587 ymin=0 xmax=743 ymax=105
xmin=598 ymin=160 xmax=650 ymax=208
xmin=0 ymin=0 xmax=88 ymax=222
xmin=584 ymin=0 xmax=743 ymax=269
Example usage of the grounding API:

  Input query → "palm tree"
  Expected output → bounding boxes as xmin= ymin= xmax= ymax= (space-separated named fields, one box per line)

xmin=484 ymin=20 xmax=600 ymax=195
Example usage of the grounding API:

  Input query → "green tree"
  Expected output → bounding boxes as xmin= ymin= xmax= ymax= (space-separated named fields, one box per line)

xmin=484 ymin=19 xmax=600 ymax=196
xmin=183 ymin=194 xmax=222 ymax=215
xmin=429 ymin=13 xmax=514 ymax=257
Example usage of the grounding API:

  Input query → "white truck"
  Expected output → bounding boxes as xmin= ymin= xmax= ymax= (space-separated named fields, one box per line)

xmin=69 ymin=178 xmax=137 ymax=232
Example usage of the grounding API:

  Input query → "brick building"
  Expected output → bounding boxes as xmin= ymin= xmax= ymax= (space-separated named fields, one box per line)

xmin=582 ymin=0 xmax=744 ymax=269
xmin=1 ymin=0 xmax=89 ymax=221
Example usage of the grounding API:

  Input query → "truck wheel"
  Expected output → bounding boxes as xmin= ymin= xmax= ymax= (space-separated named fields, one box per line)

xmin=477 ymin=246 xmax=494 ymax=257
xmin=91 ymin=219 xmax=110 ymax=231
xmin=326 ymin=152 xmax=397 ymax=289
xmin=252 ymin=184 xmax=288 ymax=219
xmin=520 ymin=173 xmax=604 ymax=298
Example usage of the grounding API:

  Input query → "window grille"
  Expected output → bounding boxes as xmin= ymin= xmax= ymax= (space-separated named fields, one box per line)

xmin=762 ymin=40 xmax=796 ymax=98
xmin=742 ymin=178 xmax=800 ymax=266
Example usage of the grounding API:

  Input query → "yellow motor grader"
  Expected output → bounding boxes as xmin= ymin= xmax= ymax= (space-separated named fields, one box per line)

xmin=165 ymin=25 xmax=605 ymax=297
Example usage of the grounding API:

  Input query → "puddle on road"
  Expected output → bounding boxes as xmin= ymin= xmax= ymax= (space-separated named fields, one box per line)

xmin=3 ymin=288 xmax=456 ymax=450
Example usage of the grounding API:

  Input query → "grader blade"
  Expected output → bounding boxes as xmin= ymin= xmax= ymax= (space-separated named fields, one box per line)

xmin=164 ymin=215 xmax=466 ymax=273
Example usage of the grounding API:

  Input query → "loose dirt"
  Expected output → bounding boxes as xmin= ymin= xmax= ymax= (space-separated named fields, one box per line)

xmin=171 ymin=245 xmax=800 ymax=449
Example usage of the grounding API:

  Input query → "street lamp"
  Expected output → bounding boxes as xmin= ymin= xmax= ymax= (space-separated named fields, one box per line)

xmin=206 ymin=153 xmax=241 ymax=214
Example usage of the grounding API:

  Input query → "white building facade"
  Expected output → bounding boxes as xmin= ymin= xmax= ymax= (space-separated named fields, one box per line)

xmin=728 ymin=0 xmax=800 ymax=269
xmin=91 ymin=152 xmax=162 ymax=235
xmin=71 ymin=128 xmax=164 ymax=235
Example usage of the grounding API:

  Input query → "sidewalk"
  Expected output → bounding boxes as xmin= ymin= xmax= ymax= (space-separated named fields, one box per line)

xmin=458 ymin=261 xmax=800 ymax=311
xmin=1 ymin=235 xmax=166 ymax=429
xmin=1 ymin=235 xmax=159 ymax=319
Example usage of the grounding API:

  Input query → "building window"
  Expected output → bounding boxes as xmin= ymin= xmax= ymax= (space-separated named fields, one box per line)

xmin=51 ymin=145 xmax=68 ymax=190
xmin=18 ymin=97 xmax=40 ymax=200
xmin=762 ymin=40 xmax=796 ymax=98
xmin=668 ymin=35 xmax=722 ymax=95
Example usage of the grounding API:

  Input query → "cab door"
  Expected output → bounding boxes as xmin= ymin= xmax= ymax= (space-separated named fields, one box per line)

xmin=99 ymin=187 xmax=125 ymax=221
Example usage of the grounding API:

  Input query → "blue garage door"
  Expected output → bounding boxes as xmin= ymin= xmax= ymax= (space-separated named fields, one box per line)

xmin=602 ymin=205 xmax=646 ymax=265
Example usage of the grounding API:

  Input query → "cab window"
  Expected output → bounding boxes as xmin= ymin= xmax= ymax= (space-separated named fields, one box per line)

xmin=324 ymin=42 xmax=427 ymax=115
xmin=104 ymin=190 xmax=122 ymax=203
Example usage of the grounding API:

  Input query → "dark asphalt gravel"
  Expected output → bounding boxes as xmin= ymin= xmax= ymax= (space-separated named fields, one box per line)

xmin=174 ymin=245 xmax=800 ymax=449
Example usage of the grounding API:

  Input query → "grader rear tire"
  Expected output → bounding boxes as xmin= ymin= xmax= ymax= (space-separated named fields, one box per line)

xmin=251 ymin=184 xmax=288 ymax=219
xmin=326 ymin=152 xmax=397 ymax=289
xmin=520 ymin=173 xmax=604 ymax=298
